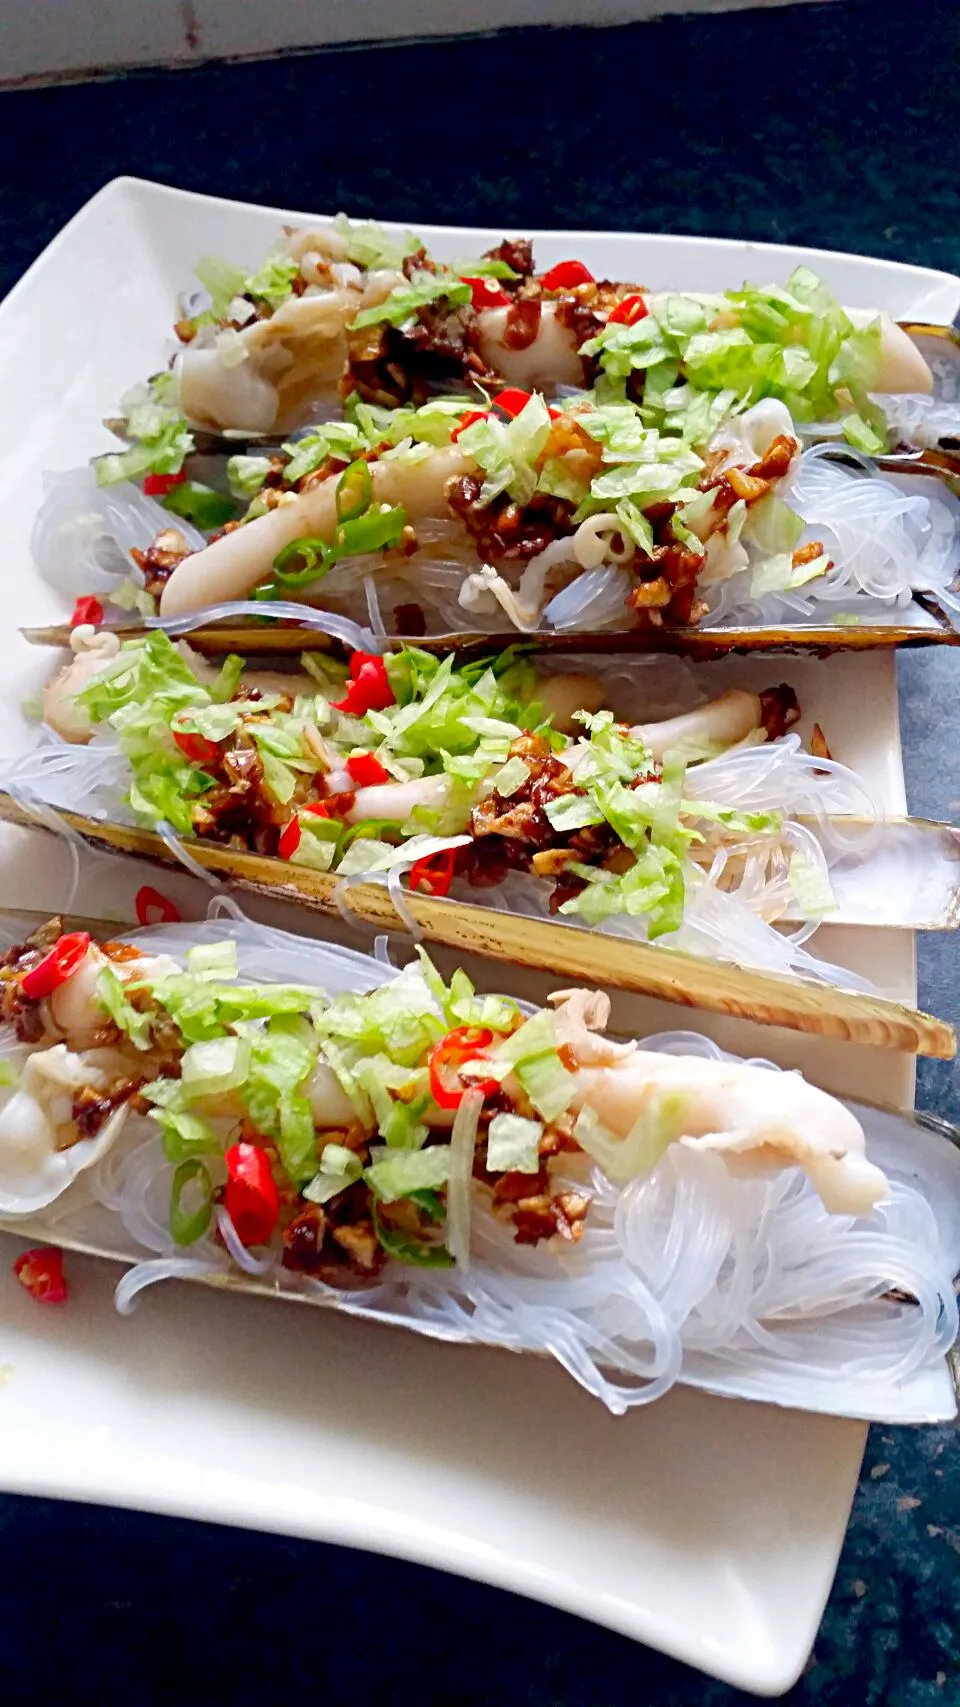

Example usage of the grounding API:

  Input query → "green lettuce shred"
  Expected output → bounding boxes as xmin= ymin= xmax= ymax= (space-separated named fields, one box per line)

xmin=94 ymin=377 xmax=194 ymax=488
xmin=332 ymin=213 xmax=422 ymax=272
xmin=350 ymin=270 xmax=471 ymax=332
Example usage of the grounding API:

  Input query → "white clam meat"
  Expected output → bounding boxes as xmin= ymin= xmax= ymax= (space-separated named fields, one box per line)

xmin=0 ymin=1044 xmax=133 ymax=1216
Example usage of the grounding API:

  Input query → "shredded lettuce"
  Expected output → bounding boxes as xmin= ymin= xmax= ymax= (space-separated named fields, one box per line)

xmin=787 ymin=851 xmax=837 ymax=918
xmin=239 ymin=1018 xmax=319 ymax=1182
xmin=149 ymin=1105 xmax=221 ymax=1164
xmin=580 ymin=270 xmax=887 ymax=446
xmin=351 ymin=395 xmax=474 ymax=452
xmin=196 ymin=250 xmax=298 ymax=318
xmin=180 ymin=1034 xmax=251 ymax=1099
xmin=186 ymin=941 xmax=239 ymax=982
xmin=94 ymin=377 xmax=194 ymax=488
xmin=490 ymin=756 xmax=530 ymax=798
xmin=454 ymin=392 xmax=553 ymax=506
xmin=313 ymin=964 xmax=445 ymax=1082
xmin=561 ymin=843 xmax=686 ymax=937
xmin=227 ymin=454 xmax=274 ymax=499
xmin=350 ymin=270 xmax=471 ymax=332
xmin=332 ymin=213 xmax=422 ymax=272
xmin=95 ymin=964 xmax=153 ymax=1050
xmin=749 ymin=550 xmax=832 ymax=599
xmin=450 ymin=255 xmax=519 ymax=280
xmin=574 ymin=1091 xmax=691 ymax=1182
xmin=303 ymin=1141 xmax=363 ymax=1204
xmin=195 ymin=255 xmax=248 ymax=317
xmin=365 ymin=1145 xmax=451 ymax=1202
xmin=244 ymin=253 xmax=299 ymax=309
xmin=486 ymin=1113 xmax=542 ymax=1174
xmin=281 ymin=422 xmax=366 ymax=483
xmin=414 ymin=948 xmax=520 ymax=1034
xmin=742 ymin=491 xmax=805 ymax=556
xmin=77 ymin=631 xmax=224 ymax=833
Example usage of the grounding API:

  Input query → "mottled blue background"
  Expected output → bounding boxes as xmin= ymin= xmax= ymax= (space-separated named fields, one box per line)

xmin=1 ymin=3 xmax=959 ymax=1698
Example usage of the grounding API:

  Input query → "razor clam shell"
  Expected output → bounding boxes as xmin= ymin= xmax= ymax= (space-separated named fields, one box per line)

xmin=21 ymin=616 xmax=960 ymax=659
xmin=0 ymin=791 xmax=952 ymax=1058
xmin=898 ymin=321 xmax=960 ymax=426
xmin=782 ymin=816 xmax=960 ymax=931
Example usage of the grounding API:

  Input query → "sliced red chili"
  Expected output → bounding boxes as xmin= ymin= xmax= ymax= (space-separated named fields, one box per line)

xmin=408 ymin=848 xmax=457 ymax=898
xmin=143 ymin=470 xmax=187 ymax=497
xmin=135 ymin=886 xmax=182 ymax=926
xmin=13 ymin=1246 xmax=68 ymax=1304
xmin=452 ymin=408 xmax=488 ymax=441
xmin=278 ymin=817 xmax=302 ymax=859
xmin=429 ymin=1025 xmax=499 ymax=1110
xmin=172 ymin=725 xmax=219 ymax=766
xmin=224 ymin=1143 xmax=279 ymax=1247
xmin=330 ymin=653 xmax=395 ymax=716
xmin=493 ymin=387 xmax=534 ymax=419
xmin=70 ymin=595 xmax=104 ymax=629
xmin=345 ymin=751 xmax=391 ymax=788
xmin=20 ymin=931 xmax=91 ymax=1000
xmin=492 ymin=388 xmax=559 ymax=423
xmin=307 ymin=792 xmax=356 ymax=820
xmin=540 ymin=259 xmax=595 ymax=291
xmin=608 ymin=292 xmax=649 ymax=326
xmin=462 ymin=276 xmax=511 ymax=310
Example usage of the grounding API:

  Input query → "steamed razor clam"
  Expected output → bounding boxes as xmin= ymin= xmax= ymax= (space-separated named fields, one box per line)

xmin=128 ymin=218 xmax=936 ymax=440
xmin=61 ymin=385 xmax=959 ymax=643
xmin=0 ymin=917 xmax=179 ymax=1215
xmin=1 ymin=913 xmax=957 ymax=1423
xmin=35 ymin=630 xmax=960 ymax=934
xmin=66 ymin=219 xmax=958 ymax=645
xmin=6 ymin=633 xmax=957 ymax=1054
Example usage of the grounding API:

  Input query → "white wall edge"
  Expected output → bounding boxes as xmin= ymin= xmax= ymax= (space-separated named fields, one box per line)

xmin=3 ymin=0 xmax=835 ymax=91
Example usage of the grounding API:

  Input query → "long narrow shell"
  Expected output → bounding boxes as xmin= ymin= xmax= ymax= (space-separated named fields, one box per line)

xmin=0 ymin=790 xmax=952 ymax=1058
xmin=23 ymin=608 xmax=960 ymax=658
xmin=787 ymin=815 xmax=960 ymax=931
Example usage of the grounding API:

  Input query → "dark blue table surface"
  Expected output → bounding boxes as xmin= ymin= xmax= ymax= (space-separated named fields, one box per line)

xmin=1 ymin=4 xmax=959 ymax=1699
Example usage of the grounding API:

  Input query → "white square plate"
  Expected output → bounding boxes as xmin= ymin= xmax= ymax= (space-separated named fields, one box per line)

xmin=1 ymin=179 xmax=958 ymax=1696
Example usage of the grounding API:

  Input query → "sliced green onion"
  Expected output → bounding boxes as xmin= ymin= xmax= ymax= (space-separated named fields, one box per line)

xmin=340 ymin=819 xmax=404 ymax=850
xmin=270 ymin=504 xmax=407 ymax=590
xmin=336 ymin=459 xmax=373 ymax=523
xmin=336 ymin=503 xmax=407 ymax=557
xmin=372 ymin=1201 xmax=454 ymax=1268
xmin=170 ymin=1159 xmax=214 ymax=1245
xmin=406 ymin=1187 xmax=446 ymax=1221
xmin=161 ymin=482 xmax=237 ymax=531
xmin=271 ymin=538 xmax=327 ymax=587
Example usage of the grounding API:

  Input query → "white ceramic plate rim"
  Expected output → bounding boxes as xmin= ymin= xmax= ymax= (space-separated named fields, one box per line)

xmin=1 ymin=178 xmax=957 ymax=1696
